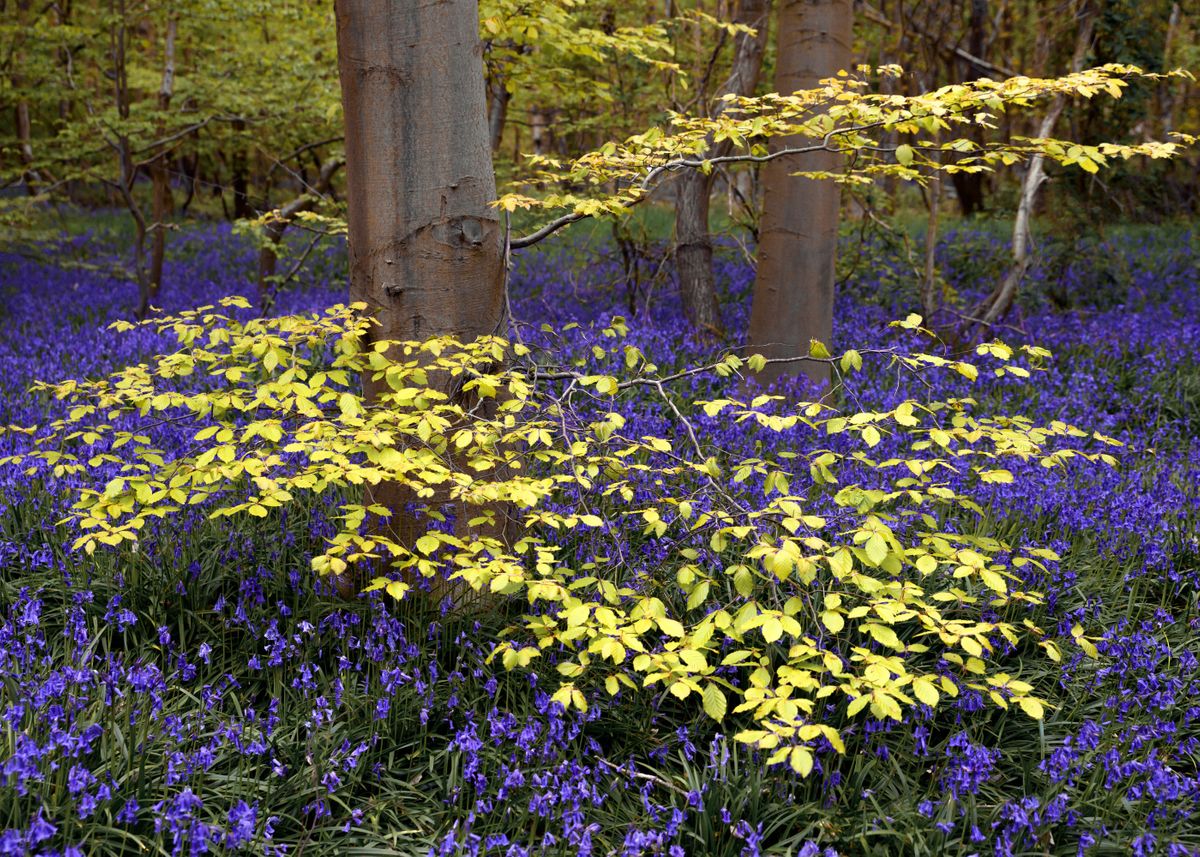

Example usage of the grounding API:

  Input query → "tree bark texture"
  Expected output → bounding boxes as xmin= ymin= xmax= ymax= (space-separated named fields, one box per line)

xmin=336 ymin=0 xmax=504 ymax=348
xmin=335 ymin=0 xmax=506 ymax=601
xmin=747 ymin=0 xmax=852 ymax=386
xmin=950 ymin=0 xmax=990 ymax=216
xmin=674 ymin=0 xmax=771 ymax=336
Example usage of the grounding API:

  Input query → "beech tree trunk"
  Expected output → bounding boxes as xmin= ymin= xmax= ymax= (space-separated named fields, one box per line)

xmin=336 ymin=0 xmax=503 ymax=344
xmin=674 ymin=0 xmax=771 ymax=336
xmin=334 ymin=0 xmax=505 ymax=599
xmin=747 ymin=0 xmax=852 ymax=386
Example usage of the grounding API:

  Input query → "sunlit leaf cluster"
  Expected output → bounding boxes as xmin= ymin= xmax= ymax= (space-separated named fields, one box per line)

xmin=481 ymin=0 xmax=678 ymax=86
xmin=2 ymin=303 xmax=1121 ymax=771
xmin=498 ymin=64 xmax=1197 ymax=222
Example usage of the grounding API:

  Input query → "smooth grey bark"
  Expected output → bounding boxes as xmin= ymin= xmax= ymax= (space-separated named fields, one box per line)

xmin=673 ymin=0 xmax=771 ymax=336
xmin=747 ymin=0 xmax=852 ymax=386
xmin=335 ymin=0 xmax=504 ymax=345
xmin=334 ymin=0 xmax=506 ymax=600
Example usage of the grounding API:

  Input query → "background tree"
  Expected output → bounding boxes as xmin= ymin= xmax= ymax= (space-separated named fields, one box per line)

xmin=747 ymin=0 xmax=854 ymax=385
xmin=0 ymin=1 xmax=342 ymax=312
xmin=673 ymin=0 xmax=771 ymax=336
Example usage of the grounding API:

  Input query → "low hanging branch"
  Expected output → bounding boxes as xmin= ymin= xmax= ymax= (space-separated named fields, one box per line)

xmin=280 ymin=65 xmax=1193 ymax=259
xmin=505 ymin=64 xmax=1196 ymax=255
xmin=3 ymin=301 xmax=1119 ymax=768
xmin=959 ymin=4 xmax=1098 ymax=342
xmin=253 ymin=156 xmax=345 ymax=310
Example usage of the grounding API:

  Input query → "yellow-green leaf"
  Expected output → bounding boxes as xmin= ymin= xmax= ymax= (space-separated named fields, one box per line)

xmin=703 ymin=683 xmax=727 ymax=721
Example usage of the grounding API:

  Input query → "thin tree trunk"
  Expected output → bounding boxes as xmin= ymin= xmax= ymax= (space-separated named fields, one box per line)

xmin=529 ymin=107 xmax=552 ymax=190
xmin=921 ymin=171 xmax=940 ymax=321
xmin=12 ymin=0 xmax=39 ymax=194
xmin=179 ymin=155 xmax=196 ymax=213
xmin=55 ymin=0 xmax=73 ymax=124
xmin=530 ymin=108 xmax=551 ymax=156
xmin=950 ymin=0 xmax=990 ymax=216
xmin=256 ymin=156 xmax=343 ymax=308
xmin=108 ymin=0 xmax=151 ymax=319
xmin=1158 ymin=2 xmax=1181 ymax=137
xmin=335 ymin=0 xmax=506 ymax=601
xmin=962 ymin=3 xmax=1094 ymax=340
xmin=747 ymin=0 xmax=852 ymax=386
xmin=674 ymin=173 xmax=723 ymax=333
xmin=230 ymin=118 xmax=249 ymax=219
xmin=488 ymin=75 xmax=509 ymax=152
xmin=148 ymin=14 xmax=176 ymax=298
xmin=674 ymin=0 xmax=771 ymax=335
xmin=14 ymin=102 xmax=37 ymax=194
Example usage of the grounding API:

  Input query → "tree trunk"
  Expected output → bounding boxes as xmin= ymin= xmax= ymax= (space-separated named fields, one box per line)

xmin=747 ymin=0 xmax=852 ymax=387
xmin=674 ymin=0 xmax=771 ymax=336
xmin=675 ymin=173 xmax=723 ymax=333
xmin=950 ymin=171 xmax=986 ymax=217
xmin=256 ymin=156 xmax=343 ymax=308
xmin=961 ymin=2 xmax=1095 ymax=341
xmin=14 ymin=101 xmax=37 ymax=194
xmin=106 ymin=0 xmax=151 ymax=319
xmin=921 ymin=171 xmax=941 ymax=321
xmin=1158 ymin=2 xmax=1181 ymax=137
xmin=488 ymin=74 xmax=509 ymax=152
xmin=55 ymin=0 xmax=74 ymax=124
xmin=149 ymin=15 xmax=176 ymax=299
xmin=334 ymin=0 xmax=505 ymax=600
xmin=230 ymin=118 xmax=250 ymax=219
xmin=950 ymin=0 xmax=990 ymax=216
xmin=531 ymin=108 xmax=551 ymax=156
xmin=12 ymin=0 xmax=39 ymax=195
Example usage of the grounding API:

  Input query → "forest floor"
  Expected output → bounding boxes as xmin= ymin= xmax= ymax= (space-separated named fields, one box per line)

xmin=0 ymin=221 xmax=1197 ymax=856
